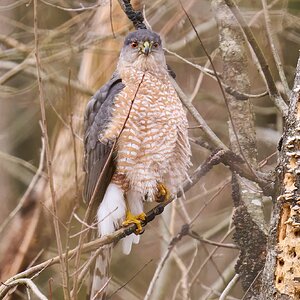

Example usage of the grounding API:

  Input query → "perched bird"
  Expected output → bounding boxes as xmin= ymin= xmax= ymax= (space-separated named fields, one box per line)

xmin=83 ymin=29 xmax=191 ymax=299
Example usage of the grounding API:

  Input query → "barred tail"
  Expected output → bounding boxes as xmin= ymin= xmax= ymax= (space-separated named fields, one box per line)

xmin=90 ymin=183 xmax=126 ymax=299
xmin=90 ymin=184 xmax=143 ymax=298
xmin=90 ymin=245 xmax=112 ymax=300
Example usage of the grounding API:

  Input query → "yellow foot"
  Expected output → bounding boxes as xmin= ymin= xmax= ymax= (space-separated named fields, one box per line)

xmin=122 ymin=210 xmax=146 ymax=234
xmin=156 ymin=183 xmax=171 ymax=202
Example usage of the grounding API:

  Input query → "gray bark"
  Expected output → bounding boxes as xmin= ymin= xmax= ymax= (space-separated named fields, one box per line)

xmin=259 ymin=56 xmax=300 ymax=300
xmin=212 ymin=1 xmax=267 ymax=298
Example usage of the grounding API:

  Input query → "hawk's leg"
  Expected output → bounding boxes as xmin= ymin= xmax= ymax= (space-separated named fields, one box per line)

xmin=122 ymin=210 xmax=146 ymax=234
xmin=155 ymin=182 xmax=171 ymax=202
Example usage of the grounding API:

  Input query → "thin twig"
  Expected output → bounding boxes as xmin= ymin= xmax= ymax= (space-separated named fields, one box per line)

xmin=0 ymin=0 xmax=27 ymax=11
xmin=179 ymin=1 xmax=261 ymax=184
xmin=0 ymin=60 xmax=93 ymax=97
xmin=203 ymin=242 xmax=227 ymax=286
xmin=33 ymin=1 xmax=70 ymax=299
xmin=219 ymin=274 xmax=240 ymax=300
xmin=46 ymin=96 xmax=83 ymax=141
xmin=91 ymin=278 xmax=111 ymax=300
xmin=181 ymin=243 xmax=199 ymax=300
xmin=0 ymin=150 xmax=39 ymax=174
xmin=144 ymin=226 xmax=188 ymax=300
xmin=5 ymin=278 xmax=48 ymax=300
xmin=202 ymin=284 xmax=240 ymax=300
xmin=67 ymin=69 xmax=80 ymax=204
xmin=108 ymin=259 xmax=153 ymax=299
xmin=75 ymin=245 xmax=110 ymax=292
xmin=189 ymin=177 xmax=230 ymax=225
xmin=171 ymin=78 xmax=227 ymax=150
xmin=189 ymin=231 xmax=238 ymax=249
xmin=189 ymin=227 xmax=235 ymax=289
xmin=261 ymin=0 xmax=290 ymax=96
xmin=223 ymin=0 xmax=288 ymax=115
xmin=0 ymin=33 xmax=30 ymax=52
xmin=249 ymin=0 xmax=282 ymax=26
xmin=201 ymin=258 xmax=237 ymax=300
xmin=189 ymin=49 xmax=219 ymax=103
xmin=27 ymin=249 xmax=45 ymax=270
xmin=0 ymin=138 xmax=45 ymax=236
xmin=240 ymin=270 xmax=263 ymax=300
xmin=165 ymin=47 xmax=268 ymax=100
xmin=40 ymin=0 xmax=103 ymax=12
xmin=109 ymin=0 xmax=116 ymax=38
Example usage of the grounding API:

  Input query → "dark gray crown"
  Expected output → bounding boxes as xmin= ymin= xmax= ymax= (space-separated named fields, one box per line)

xmin=124 ymin=29 xmax=161 ymax=46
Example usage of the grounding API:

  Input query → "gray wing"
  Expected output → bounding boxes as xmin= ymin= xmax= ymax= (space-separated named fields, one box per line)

xmin=83 ymin=73 xmax=125 ymax=204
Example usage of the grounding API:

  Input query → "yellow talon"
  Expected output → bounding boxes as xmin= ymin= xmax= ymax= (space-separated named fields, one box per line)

xmin=156 ymin=183 xmax=171 ymax=202
xmin=122 ymin=210 xmax=146 ymax=234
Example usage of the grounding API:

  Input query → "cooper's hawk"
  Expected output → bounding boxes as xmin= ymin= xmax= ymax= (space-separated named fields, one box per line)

xmin=83 ymin=29 xmax=191 ymax=299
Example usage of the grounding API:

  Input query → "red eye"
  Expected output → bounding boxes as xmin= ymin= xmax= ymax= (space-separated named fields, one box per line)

xmin=131 ymin=41 xmax=138 ymax=48
xmin=153 ymin=42 xmax=159 ymax=48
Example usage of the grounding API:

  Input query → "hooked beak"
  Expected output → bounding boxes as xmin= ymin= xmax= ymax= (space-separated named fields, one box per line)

xmin=140 ymin=41 xmax=151 ymax=56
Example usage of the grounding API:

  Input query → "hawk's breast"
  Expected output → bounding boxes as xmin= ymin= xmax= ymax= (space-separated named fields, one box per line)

xmin=103 ymin=69 xmax=191 ymax=199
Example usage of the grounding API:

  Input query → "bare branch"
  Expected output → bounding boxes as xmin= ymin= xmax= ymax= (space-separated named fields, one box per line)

xmin=40 ymin=0 xmax=103 ymax=12
xmin=165 ymin=47 xmax=268 ymax=100
xmin=0 ymin=0 xmax=27 ymax=11
xmin=91 ymin=278 xmax=111 ymax=300
xmin=223 ymin=0 xmax=288 ymax=115
xmin=108 ymin=259 xmax=152 ymax=299
xmin=261 ymin=0 xmax=290 ymax=96
xmin=0 ymin=138 xmax=45 ymax=236
xmin=219 ymin=274 xmax=240 ymax=300
xmin=0 ymin=150 xmax=40 ymax=175
xmin=188 ymin=231 xmax=238 ymax=249
xmin=33 ymin=1 xmax=70 ymax=299
xmin=4 ymin=278 xmax=48 ymax=300
xmin=144 ymin=225 xmax=189 ymax=300
xmin=170 ymin=77 xmax=228 ymax=150
xmin=189 ymin=227 xmax=235 ymax=289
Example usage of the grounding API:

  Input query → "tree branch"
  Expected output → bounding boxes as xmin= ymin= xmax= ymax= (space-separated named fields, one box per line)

xmin=259 ymin=54 xmax=300 ymax=299
xmin=223 ymin=0 xmax=288 ymax=116
xmin=117 ymin=0 xmax=146 ymax=30
xmin=33 ymin=1 xmax=70 ymax=299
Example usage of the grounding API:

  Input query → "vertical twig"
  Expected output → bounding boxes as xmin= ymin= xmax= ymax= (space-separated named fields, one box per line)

xmin=109 ymin=0 xmax=116 ymax=38
xmin=67 ymin=69 xmax=80 ymax=204
xmin=223 ymin=0 xmax=288 ymax=115
xmin=144 ymin=233 xmax=183 ymax=300
xmin=261 ymin=0 xmax=289 ymax=96
xmin=33 ymin=1 xmax=70 ymax=299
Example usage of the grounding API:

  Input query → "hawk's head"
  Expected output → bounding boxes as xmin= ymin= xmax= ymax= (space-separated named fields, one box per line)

xmin=118 ymin=29 xmax=167 ymax=73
